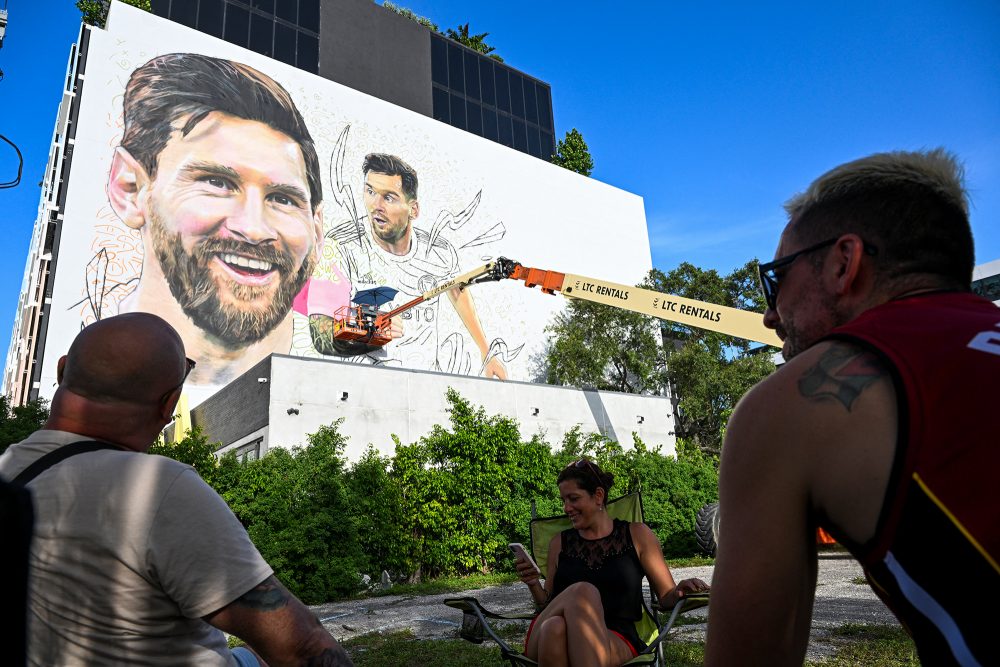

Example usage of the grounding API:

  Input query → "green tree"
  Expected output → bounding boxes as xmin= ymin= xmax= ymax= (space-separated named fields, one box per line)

xmin=380 ymin=1 xmax=439 ymax=32
xmin=148 ymin=426 xmax=221 ymax=486
xmin=551 ymin=128 xmax=594 ymax=176
xmin=77 ymin=0 xmax=151 ymax=28
xmin=445 ymin=23 xmax=504 ymax=62
xmin=543 ymin=296 xmax=663 ymax=394
xmin=0 ymin=397 xmax=49 ymax=454
xmin=647 ymin=261 xmax=776 ymax=455
xmin=386 ymin=389 xmax=551 ymax=581
xmin=214 ymin=423 xmax=365 ymax=603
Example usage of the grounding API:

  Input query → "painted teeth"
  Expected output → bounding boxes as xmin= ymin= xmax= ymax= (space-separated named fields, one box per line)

xmin=222 ymin=253 xmax=274 ymax=272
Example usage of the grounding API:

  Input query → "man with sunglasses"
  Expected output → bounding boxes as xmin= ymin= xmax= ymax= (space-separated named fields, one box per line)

xmin=0 ymin=314 xmax=353 ymax=666
xmin=705 ymin=149 xmax=998 ymax=666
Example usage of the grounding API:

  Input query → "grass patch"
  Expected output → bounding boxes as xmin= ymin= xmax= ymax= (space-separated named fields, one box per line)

xmin=851 ymin=576 xmax=868 ymax=585
xmin=369 ymin=571 xmax=521 ymax=597
xmin=344 ymin=630 xmax=499 ymax=666
xmin=667 ymin=556 xmax=714 ymax=568
xmin=340 ymin=622 xmax=917 ymax=667
xmin=810 ymin=624 xmax=919 ymax=666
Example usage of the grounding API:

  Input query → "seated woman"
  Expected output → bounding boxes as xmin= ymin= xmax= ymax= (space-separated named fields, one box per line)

xmin=515 ymin=459 xmax=709 ymax=667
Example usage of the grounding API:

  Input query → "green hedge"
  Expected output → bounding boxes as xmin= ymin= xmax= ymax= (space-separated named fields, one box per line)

xmin=153 ymin=389 xmax=719 ymax=601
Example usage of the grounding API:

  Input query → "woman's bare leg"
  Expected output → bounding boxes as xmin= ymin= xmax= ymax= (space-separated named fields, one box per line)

xmin=525 ymin=583 xmax=635 ymax=667
xmin=536 ymin=616 xmax=569 ymax=667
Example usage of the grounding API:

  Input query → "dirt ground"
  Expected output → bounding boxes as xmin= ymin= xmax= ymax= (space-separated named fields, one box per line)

xmin=311 ymin=551 xmax=899 ymax=661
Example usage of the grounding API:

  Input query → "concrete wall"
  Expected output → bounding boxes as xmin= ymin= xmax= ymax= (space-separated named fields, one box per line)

xmin=320 ymin=0 xmax=433 ymax=116
xmin=205 ymin=354 xmax=675 ymax=461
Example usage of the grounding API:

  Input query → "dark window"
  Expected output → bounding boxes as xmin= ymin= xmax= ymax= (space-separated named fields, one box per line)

xmin=298 ymin=0 xmax=319 ymax=32
xmin=298 ymin=32 xmax=318 ymax=72
xmin=512 ymin=118 xmax=527 ymax=152
xmin=275 ymin=0 xmax=297 ymax=23
xmin=494 ymin=67 xmax=510 ymax=112
xmin=497 ymin=114 xmax=513 ymax=147
xmin=479 ymin=59 xmax=495 ymax=106
xmin=431 ymin=36 xmax=448 ymax=86
xmin=198 ymin=0 xmax=225 ymax=38
xmin=537 ymin=84 xmax=553 ymax=131
xmin=252 ymin=0 xmax=275 ymax=14
xmin=464 ymin=51 xmax=480 ymax=101
xmin=169 ymin=0 xmax=198 ymax=28
xmin=274 ymin=22 xmax=296 ymax=65
xmin=524 ymin=80 xmax=538 ymax=124
xmin=447 ymin=43 xmax=464 ymax=93
xmin=509 ymin=74 xmax=525 ymax=118
xmin=541 ymin=131 xmax=554 ymax=159
xmin=151 ymin=0 xmax=169 ymax=15
xmin=482 ymin=108 xmax=498 ymax=142
xmin=224 ymin=3 xmax=250 ymax=46
xmin=450 ymin=94 xmax=467 ymax=130
xmin=433 ymin=87 xmax=449 ymax=123
xmin=466 ymin=100 xmax=483 ymax=135
xmin=527 ymin=124 xmax=541 ymax=158
xmin=250 ymin=13 xmax=273 ymax=56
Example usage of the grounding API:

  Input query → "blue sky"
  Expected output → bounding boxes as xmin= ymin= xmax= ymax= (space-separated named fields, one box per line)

xmin=1 ymin=0 xmax=998 ymax=355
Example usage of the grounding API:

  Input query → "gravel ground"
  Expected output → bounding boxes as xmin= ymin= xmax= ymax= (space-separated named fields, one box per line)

xmin=312 ymin=552 xmax=899 ymax=662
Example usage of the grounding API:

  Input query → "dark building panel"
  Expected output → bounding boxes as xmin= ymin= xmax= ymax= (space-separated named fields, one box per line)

xmin=298 ymin=31 xmax=318 ymax=73
xmin=467 ymin=100 xmax=483 ymax=136
xmin=450 ymin=93 xmax=466 ymax=130
xmin=298 ymin=0 xmax=320 ymax=32
xmin=320 ymin=0 xmax=433 ymax=116
xmin=198 ymin=0 xmax=225 ymax=38
xmin=464 ymin=51 xmax=480 ymax=101
xmin=148 ymin=0 xmax=552 ymax=159
xmin=537 ymin=84 xmax=553 ymax=131
xmin=479 ymin=59 xmax=495 ymax=106
xmin=249 ymin=12 xmax=273 ymax=57
xmin=274 ymin=22 xmax=296 ymax=66
xmin=432 ymin=87 xmax=449 ymax=123
xmin=447 ymin=42 xmax=464 ymax=94
xmin=223 ymin=3 xmax=250 ymax=47
xmin=252 ymin=0 xmax=275 ymax=14
xmin=431 ymin=35 xmax=448 ymax=85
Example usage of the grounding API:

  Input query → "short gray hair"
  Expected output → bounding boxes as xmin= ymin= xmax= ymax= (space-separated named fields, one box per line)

xmin=785 ymin=148 xmax=973 ymax=289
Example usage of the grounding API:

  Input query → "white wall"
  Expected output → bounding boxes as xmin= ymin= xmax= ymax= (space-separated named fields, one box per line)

xmin=264 ymin=355 xmax=675 ymax=461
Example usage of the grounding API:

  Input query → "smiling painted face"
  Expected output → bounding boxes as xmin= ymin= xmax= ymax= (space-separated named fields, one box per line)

xmin=144 ymin=112 xmax=321 ymax=347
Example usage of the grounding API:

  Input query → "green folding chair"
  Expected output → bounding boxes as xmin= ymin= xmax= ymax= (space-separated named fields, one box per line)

xmin=444 ymin=492 xmax=709 ymax=666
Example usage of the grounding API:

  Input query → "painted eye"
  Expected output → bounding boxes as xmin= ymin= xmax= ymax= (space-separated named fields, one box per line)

xmin=204 ymin=176 xmax=234 ymax=190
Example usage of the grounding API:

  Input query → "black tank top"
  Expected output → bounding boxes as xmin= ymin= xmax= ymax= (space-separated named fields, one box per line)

xmin=551 ymin=519 xmax=647 ymax=650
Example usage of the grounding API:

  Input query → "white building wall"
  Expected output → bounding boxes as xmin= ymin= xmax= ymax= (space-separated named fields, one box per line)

xmin=264 ymin=355 xmax=674 ymax=461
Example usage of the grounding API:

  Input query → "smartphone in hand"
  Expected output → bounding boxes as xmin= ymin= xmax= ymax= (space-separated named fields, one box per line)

xmin=509 ymin=542 xmax=541 ymax=575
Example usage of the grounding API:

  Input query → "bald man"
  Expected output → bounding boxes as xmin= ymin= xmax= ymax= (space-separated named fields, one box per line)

xmin=0 ymin=314 xmax=353 ymax=666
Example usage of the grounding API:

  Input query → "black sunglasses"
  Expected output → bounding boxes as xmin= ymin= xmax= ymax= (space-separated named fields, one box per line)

xmin=758 ymin=238 xmax=877 ymax=311
xmin=160 ymin=357 xmax=197 ymax=405
xmin=567 ymin=459 xmax=603 ymax=486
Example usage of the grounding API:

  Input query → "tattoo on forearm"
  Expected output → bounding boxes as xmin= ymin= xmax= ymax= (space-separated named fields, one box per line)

xmin=798 ymin=345 xmax=884 ymax=411
xmin=234 ymin=577 xmax=290 ymax=611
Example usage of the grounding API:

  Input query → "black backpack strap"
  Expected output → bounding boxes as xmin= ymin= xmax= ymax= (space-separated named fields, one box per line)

xmin=11 ymin=441 xmax=123 ymax=487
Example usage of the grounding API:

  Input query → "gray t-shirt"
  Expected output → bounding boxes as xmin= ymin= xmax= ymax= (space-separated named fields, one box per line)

xmin=0 ymin=430 xmax=273 ymax=666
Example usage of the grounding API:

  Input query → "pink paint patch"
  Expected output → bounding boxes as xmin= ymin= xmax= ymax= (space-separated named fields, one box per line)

xmin=293 ymin=264 xmax=353 ymax=316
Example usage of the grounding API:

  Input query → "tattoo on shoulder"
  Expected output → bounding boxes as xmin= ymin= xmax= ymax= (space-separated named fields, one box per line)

xmin=797 ymin=344 xmax=886 ymax=411
xmin=234 ymin=576 xmax=290 ymax=611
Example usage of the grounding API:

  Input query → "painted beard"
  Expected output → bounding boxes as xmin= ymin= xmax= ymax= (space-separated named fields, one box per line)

xmin=150 ymin=214 xmax=315 ymax=348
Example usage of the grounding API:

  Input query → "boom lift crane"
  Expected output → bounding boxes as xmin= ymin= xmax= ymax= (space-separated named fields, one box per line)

xmin=330 ymin=257 xmax=782 ymax=349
